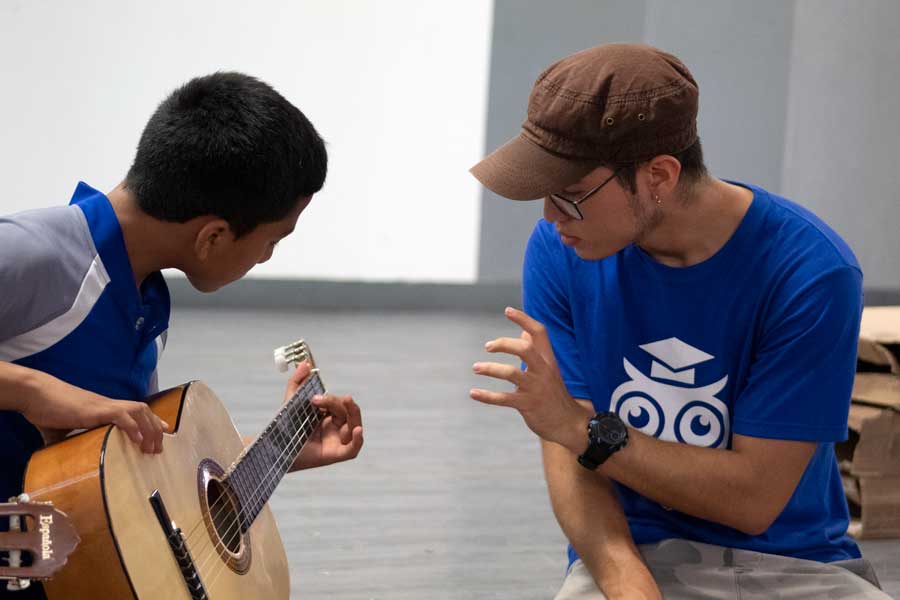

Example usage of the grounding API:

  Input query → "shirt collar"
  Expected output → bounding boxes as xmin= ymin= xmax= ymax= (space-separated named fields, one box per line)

xmin=69 ymin=182 xmax=170 ymax=334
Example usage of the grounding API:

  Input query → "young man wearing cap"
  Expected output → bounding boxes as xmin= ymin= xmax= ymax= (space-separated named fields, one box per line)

xmin=469 ymin=44 xmax=887 ymax=599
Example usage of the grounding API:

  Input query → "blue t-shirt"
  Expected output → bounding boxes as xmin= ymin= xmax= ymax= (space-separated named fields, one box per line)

xmin=523 ymin=182 xmax=862 ymax=564
xmin=0 ymin=182 xmax=169 ymax=504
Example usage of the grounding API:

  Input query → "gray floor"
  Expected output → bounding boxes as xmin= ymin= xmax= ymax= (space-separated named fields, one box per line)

xmin=158 ymin=308 xmax=900 ymax=599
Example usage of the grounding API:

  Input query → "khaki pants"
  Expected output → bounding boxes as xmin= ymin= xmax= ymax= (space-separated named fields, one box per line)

xmin=554 ymin=539 xmax=890 ymax=600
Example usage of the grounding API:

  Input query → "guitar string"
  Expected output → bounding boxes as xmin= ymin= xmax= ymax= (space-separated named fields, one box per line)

xmin=192 ymin=397 xmax=323 ymax=582
xmin=180 ymin=374 xmax=322 ymax=548
xmin=192 ymin=400 xmax=319 ymax=587
xmin=183 ymin=387 xmax=319 ymax=558
xmin=199 ymin=403 xmax=322 ymax=591
xmin=194 ymin=397 xmax=319 ymax=565
xmin=172 ymin=382 xmax=321 ymax=590
xmin=180 ymin=396 xmax=315 ymax=551
xmin=177 ymin=390 xmax=314 ymax=551
xmin=187 ymin=378 xmax=322 ymax=549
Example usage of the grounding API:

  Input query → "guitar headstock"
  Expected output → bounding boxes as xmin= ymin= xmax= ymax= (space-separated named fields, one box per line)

xmin=273 ymin=339 xmax=326 ymax=393
xmin=0 ymin=498 xmax=80 ymax=587
xmin=273 ymin=339 xmax=317 ymax=372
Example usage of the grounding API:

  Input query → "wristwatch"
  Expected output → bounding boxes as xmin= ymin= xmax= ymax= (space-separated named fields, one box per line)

xmin=577 ymin=412 xmax=628 ymax=470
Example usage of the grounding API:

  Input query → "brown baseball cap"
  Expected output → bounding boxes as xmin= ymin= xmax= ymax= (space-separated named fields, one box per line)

xmin=471 ymin=43 xmax=699 ymax=200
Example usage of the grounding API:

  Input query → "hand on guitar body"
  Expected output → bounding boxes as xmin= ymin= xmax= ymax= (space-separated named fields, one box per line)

xmin=0 ymin=361 xmax=168 ymax=454
xmin=283 ymin=361 xmax=364 ymax=471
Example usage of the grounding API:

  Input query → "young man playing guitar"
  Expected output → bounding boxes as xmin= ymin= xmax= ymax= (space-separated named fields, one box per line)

xmin=0 ymin=72 xmax=363 ymax=599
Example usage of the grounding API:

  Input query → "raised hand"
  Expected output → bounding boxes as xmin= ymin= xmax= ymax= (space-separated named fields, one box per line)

xmin=470 ymin=307 xmax=592 ymax=454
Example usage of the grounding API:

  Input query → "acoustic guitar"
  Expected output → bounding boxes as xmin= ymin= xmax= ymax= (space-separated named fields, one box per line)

xmin=0 ymin=498 xmax=80 ymax=592
xmin=22 ymin=340 xmax=323 ymax=599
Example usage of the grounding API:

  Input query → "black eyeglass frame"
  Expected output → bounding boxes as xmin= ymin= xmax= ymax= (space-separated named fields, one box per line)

xmin=548 ymin=169 xmax=621 ymax=220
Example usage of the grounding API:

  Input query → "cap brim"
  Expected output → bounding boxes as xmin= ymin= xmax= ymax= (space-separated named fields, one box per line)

xmin=470 ymin=134 xmax=595 ymax=201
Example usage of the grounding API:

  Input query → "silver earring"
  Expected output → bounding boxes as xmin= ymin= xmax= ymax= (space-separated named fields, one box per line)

xmin=654 ymin=194 xmax=661 ymax=205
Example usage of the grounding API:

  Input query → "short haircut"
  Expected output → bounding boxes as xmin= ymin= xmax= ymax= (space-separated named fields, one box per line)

xmin=125 ymin=72 xmax=327 ymax=238
xmin=611 ymin=139 xmax=707 ymax=194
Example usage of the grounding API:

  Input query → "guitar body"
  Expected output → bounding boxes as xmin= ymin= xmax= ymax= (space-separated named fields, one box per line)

xmin=23 ymin=381 xmax=290 ymax=599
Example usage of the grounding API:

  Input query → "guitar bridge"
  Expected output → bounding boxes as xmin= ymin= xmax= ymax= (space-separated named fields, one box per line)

xmin=149 ymin=490 xmax=208 ymax=600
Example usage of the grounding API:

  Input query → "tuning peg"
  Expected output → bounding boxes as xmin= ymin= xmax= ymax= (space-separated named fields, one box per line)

xmin=273 ymin=340 xmax=316 ymax=371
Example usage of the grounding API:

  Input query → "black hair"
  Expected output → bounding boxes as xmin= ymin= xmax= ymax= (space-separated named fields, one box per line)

xmin=125 ymin=72 xmax=327 ymax=238
xmin=611 ymin=139 xmax=707 ymax=194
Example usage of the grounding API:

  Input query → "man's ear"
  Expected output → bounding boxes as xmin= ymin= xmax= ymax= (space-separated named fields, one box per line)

xmin=645 ymin=154 xmax=682 ymax=199
xmin=194 ymin=218 xmax=232 ymax=261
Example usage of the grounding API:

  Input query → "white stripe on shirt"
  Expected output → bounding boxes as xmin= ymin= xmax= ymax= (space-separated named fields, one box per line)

xmin=0 ymin=254 xmax=111 ymax=362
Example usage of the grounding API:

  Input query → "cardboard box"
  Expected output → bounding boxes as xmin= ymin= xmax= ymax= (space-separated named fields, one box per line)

xmin=857 ymin=306 xmax=900 ymax=375
xmin=836 ymin=306 xmax=900 ymax=539
xmin=838 ymin=400 xmax=900 ymax=539
xmin=842 ymin=398 xmax=900 ymax=476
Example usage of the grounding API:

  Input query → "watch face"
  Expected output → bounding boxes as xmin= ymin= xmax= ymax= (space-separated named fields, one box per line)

xmin=592 ymin=414 xmax=626 ymax=444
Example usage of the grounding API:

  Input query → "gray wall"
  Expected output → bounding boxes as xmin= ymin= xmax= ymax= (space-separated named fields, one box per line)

xmin=782 ymin=0 xmax=900 ymax=293
xmin=643 ymin=0 xmax=794 ymax=190
xmin=477 ymin=0 xmax=647 ymax=284
xmin=477 ymin=0 xmax=900 ymax=303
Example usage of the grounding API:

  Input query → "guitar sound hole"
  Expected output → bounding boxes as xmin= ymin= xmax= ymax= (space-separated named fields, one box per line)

xmin=206 ymin=479 xmax=242 ymax=555
xmin=197 ymin=458 xmax=251 ymax=574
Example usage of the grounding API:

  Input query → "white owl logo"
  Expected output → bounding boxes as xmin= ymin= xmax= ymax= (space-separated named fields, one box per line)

xmin=610 ymin=338 xmax=730 ymax=449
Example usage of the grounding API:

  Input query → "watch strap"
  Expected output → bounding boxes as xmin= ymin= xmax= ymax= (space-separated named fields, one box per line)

xmin=577 ymin=440 xmax=613 ymax=470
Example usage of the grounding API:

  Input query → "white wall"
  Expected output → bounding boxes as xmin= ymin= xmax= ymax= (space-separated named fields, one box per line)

xmin=0 ymin=0 xmax=493 ymax=283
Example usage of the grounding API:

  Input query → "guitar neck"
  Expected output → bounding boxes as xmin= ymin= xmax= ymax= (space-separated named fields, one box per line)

xmin=224 ymin=371 xmax=325 ymax=532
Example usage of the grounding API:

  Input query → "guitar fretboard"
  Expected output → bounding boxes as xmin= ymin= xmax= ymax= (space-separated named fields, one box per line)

xmin=224 ymin=373 xmax=325 ymax=532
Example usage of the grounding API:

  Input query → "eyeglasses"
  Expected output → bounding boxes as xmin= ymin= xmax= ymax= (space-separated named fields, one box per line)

xmin=548 ymin=169 xmax=620 ymax=220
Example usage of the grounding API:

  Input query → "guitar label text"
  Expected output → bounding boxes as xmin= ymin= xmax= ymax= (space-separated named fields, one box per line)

xmin=39 ymin=514 xmax=53 ymax=559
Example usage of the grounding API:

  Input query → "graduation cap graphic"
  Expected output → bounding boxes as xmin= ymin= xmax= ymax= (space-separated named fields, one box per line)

xmin=638 ymin=337 xmax=714 ymax=385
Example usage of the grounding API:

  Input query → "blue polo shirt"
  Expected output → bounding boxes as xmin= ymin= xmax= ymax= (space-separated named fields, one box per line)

xmin=523 ymin=182 xmax=863 ymax=565
xmin=0 ymin=182 xmax=170 ymax=503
